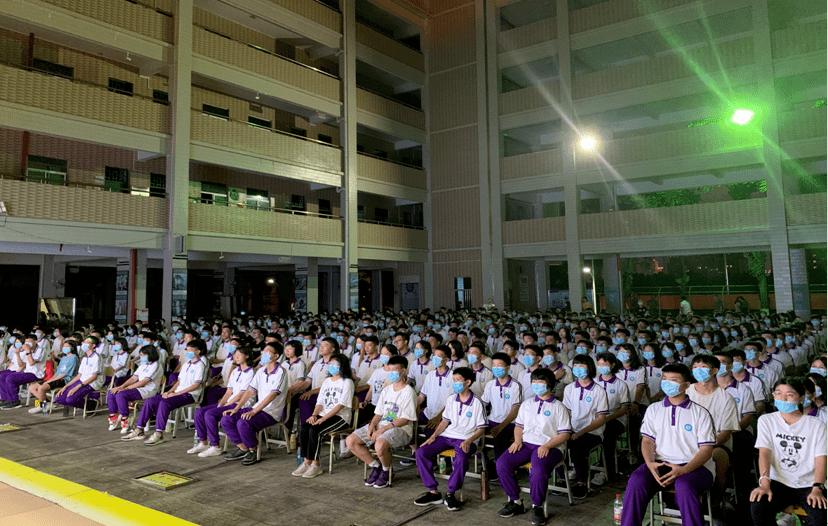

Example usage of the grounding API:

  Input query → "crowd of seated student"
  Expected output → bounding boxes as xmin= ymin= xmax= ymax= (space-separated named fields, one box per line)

xmin=0 ymin=307 xmax=825 ymax=525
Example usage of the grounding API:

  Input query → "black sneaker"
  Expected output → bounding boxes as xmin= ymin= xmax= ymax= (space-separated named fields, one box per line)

xmin=444 ymin=492 xmax=461 ymax=511
xmin=414 ymin=491 xmax=442 ymax=506
xmin=498 ymin=499 xmax=525 ymax=518
xmin=532 ymin=506 xmax=547 ymax=525
xmin=224 ymin=447 xmax=247 ymax=461
xmin=1 ymin=401 xmax=22 ymax=410
xmin=241 ymin=450 xmax=259 ymax=466
xmin=572 ymin=483 xmax=588 ymax=500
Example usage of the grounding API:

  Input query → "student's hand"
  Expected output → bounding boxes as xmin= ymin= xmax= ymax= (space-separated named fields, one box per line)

xmin=749 ymin=485 xmax=772 ymax=503
xmin=299 ymin=392 xmax=313 ymax=400
xmin=426 ymin=416 xmax=441 ymax=429
xmin=629 ymin=404 xmax=640 ymax=416
xmin=656 ymin=462 xmax=686 ymax=487
xmin=460 ymin=439 xmax=473 ymax=453
xmin=222 ymin=408 xmax=237 ymax=416
xmin=807 ymin=486 xmax=826 ymax=509
xmin=307 ymin=415 xmax=319 ymax=425
xmin=537 ymin=444 xmax=552 ymax=458
xmin=110 ymin=387 xmax=120 ymax=394
xmin=490 ymin=423 xmax=504 ymax=438
xmin=359 ymin=400 xmax=368 ymax=409
xmin=508 ymin=440 xmax=523 ymax=454
xmin=646 ymin=461 xmax=665 ymax=482
xmin=421 ymin=436 xmax=435 ymax=447
xmin=241 ymin=410 xmax=257 ymax=420
xmin=571 ymin=431 xmax=583 ymax=441
xmin=162 ymin=391 xmax=172 ymax=399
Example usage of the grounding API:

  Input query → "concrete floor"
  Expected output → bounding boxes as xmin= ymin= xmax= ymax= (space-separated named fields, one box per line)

xmin=0 ymin=409 xmax=625 ymax=526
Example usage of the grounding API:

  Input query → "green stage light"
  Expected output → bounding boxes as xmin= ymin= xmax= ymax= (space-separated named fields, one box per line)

xmin=731 ymin=109 xmax=755 ymax=126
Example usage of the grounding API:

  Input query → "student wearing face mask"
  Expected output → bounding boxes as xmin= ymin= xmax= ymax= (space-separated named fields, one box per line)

xmin=413 ymin=367 xmax=487 ymax=512
xmin=407 ymin=340 xmax=433 ymax=393
xmin=28 ymin=340 xmax=79 ymax=414
xmin=749 ymin=377 xmax=827 ymax=526
xmin=517 ymin=345 xmax=543 ymax=401
xmin=620 ymin=363 xmax=716 ymax=526
xmin=467 ymin=343 xmax=493 ymax=397
xmin=496 ymin=368 xmax=571 ymax=526
xmin=482 ymin=352 xmax=522 ymax=473
xmin=803 ymin=374 xmax=826 ymax=424
xmin=346 ymin=355 xmax=417 ymax=489
xmin=358 ymin=344 xmax=399 ymax=427
xmin=106 ymin=346 xmax=162 ymax=433
xmin=594 ymin=352 xmax=631 ymax=484
xmin=53 ymin=336 xmax=104 ymax=413
xmin=0 ymin=334 xmax=50 ymax=410
xmin=744 ymin=341 xmax=782 ymax=390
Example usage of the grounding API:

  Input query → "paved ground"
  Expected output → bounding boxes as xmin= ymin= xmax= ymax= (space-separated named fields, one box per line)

xmin=0 ymin=481 xmax=110 ymax=525
xmin=0 ymin=408 xmax=626 ymax=526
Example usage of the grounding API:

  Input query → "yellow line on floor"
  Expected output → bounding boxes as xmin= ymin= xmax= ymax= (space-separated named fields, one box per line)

xmin=0 ymin=458 xmax=199 ymax=526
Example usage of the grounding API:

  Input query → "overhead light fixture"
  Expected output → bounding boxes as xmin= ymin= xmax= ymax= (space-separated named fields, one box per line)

xmin=126 ymin=52 xmax=131 ymax=61
xmin=583 ymin=267 xmax=591 ymax=273
xmin=219 ymin=251 xmax=225 ymax=259
xmin=255 ymin=92 xmax=260 ymax=100
xmin=86 ymin=246 xmax=92 ymax=254
xmin=579 ymin=135 xmax=597 ymax=151
xmin=267 ymin=278 xmax=275 ymax=284
xmin=731 ymin=108 xmax=754 ymax=126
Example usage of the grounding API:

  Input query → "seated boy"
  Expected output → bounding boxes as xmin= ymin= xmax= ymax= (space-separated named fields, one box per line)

xmin=413 ymin=367 xmax=487 ymax=511
xmin=620 ymin=363 xmax=716 ymax=526
xmin=345 ymin=356 xmax=417 ymax=489
xmin=481 ymin=352 xmax=522 ymax=475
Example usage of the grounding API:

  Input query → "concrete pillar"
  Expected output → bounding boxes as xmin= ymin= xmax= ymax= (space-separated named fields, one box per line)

xmin=790 ymin=248 xmax=810 ymax=318
xmin=603 ymin=255 xmax=622 ymax=314
xmin=371 ymin=269 xmax=382 ymax=312
xmin=534 ymin=260 xmax=549 ymax=310
xmin=162 ymin=0 xmax=193 ymax=324
xmin=307 ymin=258 xmax=319 ymax=314
xmin=133 ymin=249 xmax=148 ymax=315
xmin=485 ymin=0 xmax=505 ymax=309
xmin=40 ymin=255 xmax=57 ymax=298
xmin=221 ymin=263 xmax=234 ymax=319
xmin=340 ymin=0 xmax=359 ymax=313
xmin=295 ymin=263 xmax=308 ymax=313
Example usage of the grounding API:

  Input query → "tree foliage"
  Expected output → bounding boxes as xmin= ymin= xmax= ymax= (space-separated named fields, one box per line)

xmin=618 ymin=187 xmax=712 ymax=211
xmin=748 ymin=251 xmax=770 ymax=312
xmin=726 ymin=180 xmax=767 ymax=201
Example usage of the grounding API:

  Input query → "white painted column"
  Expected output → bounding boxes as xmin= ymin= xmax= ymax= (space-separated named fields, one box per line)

xmin=340 ymin=0 xmax=359 ymax=312
xmin=307 ymin=258 xmax=319 ymax=314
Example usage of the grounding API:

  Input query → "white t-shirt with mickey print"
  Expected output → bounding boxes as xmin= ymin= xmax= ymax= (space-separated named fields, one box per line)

xmin=755 ymin=412 xmax=827 ymax=489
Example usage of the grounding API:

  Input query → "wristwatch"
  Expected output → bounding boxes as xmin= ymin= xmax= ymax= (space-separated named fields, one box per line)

xmin=814 ymin=483 xmax=826 ymax=492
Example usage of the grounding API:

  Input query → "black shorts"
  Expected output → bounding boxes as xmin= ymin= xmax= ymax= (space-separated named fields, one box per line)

xmin=42 ymin=378 xmax=67 ymax=389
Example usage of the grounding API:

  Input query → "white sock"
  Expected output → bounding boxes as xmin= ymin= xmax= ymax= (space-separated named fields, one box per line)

xmin=382 ymin=465 xmax=389 ymax=472
xmin=369 ymin=460 xmax=380 ymax=468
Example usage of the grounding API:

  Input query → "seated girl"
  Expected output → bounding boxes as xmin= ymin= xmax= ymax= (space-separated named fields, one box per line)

xmin=281 ymin=340 xmax=307 ymax=432
xmin=108 ymin=337 xmax=131 ymax=388
xmin=28 ymin=340 xmax=79 ymax=414
xmin=107 ymin=345 xmax=163 ymax=433
xmin=54 ymin=336 xmax=104 ymax=412
xmin=594 ymin=352 xmax=631 ymax=483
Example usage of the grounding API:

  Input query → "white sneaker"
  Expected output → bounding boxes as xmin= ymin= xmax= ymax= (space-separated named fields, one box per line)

xmin=590 ymin=472 xmax=607 ymax=486
xmin=302 ymin=464 xmax=323 ymax=478
xmin=777 ymin=513 xmax=797 ymax=526
xmin=567 ymin=469 xmax=577 ymax=480
xmin=108 ymin=417 xmax=122 ymax=431
xmin=198 ymin=446 xmax=222 ymax=458
xmin=292 ymin=464 xmax=310 ymax=477
xmin=28 ymin=406 xmax=43 ymax=414
xmin=187 ymin=443 xmax=210 ymax=455
xmin=120 ymin=420 xmax=130 ymax=434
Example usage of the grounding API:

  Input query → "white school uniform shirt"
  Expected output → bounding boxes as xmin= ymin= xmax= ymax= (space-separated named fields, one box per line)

xmin=642 ymin=364 xmax=663 ymax=405
xmin=421 ymin=368 xmax=453 ymax=420
xmin=767 ymin=350 xmax=793 ymax=370
xmin=339 ymin=343 xmax=353 ymax=359
xmin=304 ymin=345 xmax=319 ymax=363
xmin=640 ymin=397 xmax=717 ymax=476
xmin=735 ymin=371 xmax=767 ymax=405
xmin=722 ymin=378 xmax=756 ymax=431
xmin=366 ymin=367 xmax=390 ymax=405
xmin=517 ymin=367 xmax=543 ymax=401
xmin=595 ymin=375 xmax=632 ymax=426
xmin=249 ymin=365 xmax=288 ymax=420
xmin=440 ymin=392 xmax=487 ymax=441
xmin=470 ymin=365 xmax=494 ymax=398
xmin=745 ymin=362 xmax=779 ymax=395
xmin=685 ymin=384 xmax=741 ymax=450
xmin=280 ymin=358 xmax=306 ymax=389
xmin=134 ymin=361 xmax=161 ymax=398
xmin=761 ymin=355 xmax=785 ymax=378
xmin=446 ymin=358 xmax=469 ymax=371
xmin=356 ymin=354 xmax=383 ymax=385
xmin=563 ymin=380 xmax=609 ymax=438
xmin=215 ymin=340 xmax=232 ymax=361
xmin=109 ymin=351 xmax=129 ymax=378
xmin=318 ymin=377 xmax=355 ymax=422
xmin=617 ymin=366 xmax=646 ymax=404
xmin=373 ymin=383 xmax=418 ymax=436
xmin=507 ymin=359 xmax=525 ymax=380
xmin=175 ymin=358 xmax=206 ymax=399
xmin=398 ymin=349 xmax=416 ymax=366
xmin=482 ymin=376 xmax=522 ymax=424
xmin=407 ymin=358 xmax=434 ymax=393
xmin=755 ymin=413 xmax=827 ymax=489
xmin=95 ymin=342 xmax=109 ymax=360
xmin=307 ymin=357 xmax=334 ymax=390
xmin=23 ymin=343 xmax=48 ymax=379
xmin=788 ymin=345 xmax=808 ymax=368
xmin=226 ymin=366 xmax=256 ymax=406
xmin=78 ymin=352 xmax=104 ymax=390
xmin=515 ymin=396 xmax=573 ymax=451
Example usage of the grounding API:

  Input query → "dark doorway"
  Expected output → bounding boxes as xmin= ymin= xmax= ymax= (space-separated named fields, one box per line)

xmin=0 ymin=265 xmax=40 ymax=329
xmin=147 ymin=268 xmax=163 ymax=321
xmin=381 ymin=270 xmax=394 ymax=311
xmin=235 ymin=270 xmax=293 ymax=316
xmin=359 ymin=271 xmax=372 ymax=312
xmin=65 ymin=266 xmax=116 ymax=326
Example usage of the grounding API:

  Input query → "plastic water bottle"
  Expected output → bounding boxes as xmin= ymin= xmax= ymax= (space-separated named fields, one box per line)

xmin=613 ymin=494 xmax=623 ymax=525
xmin=296 ymin=452 xmax=302 ymax=467
xmin=438 ymin=456 xmax=447 ymax=474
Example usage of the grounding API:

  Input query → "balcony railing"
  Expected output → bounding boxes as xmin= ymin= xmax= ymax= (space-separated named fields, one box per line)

xmin=501 ymin=148 xmax=562 ymax=180
xmin=0 ymin=63 xmax=171 ymax=134
xmin=572 ymin=36 xmax=754 ymax=100
xmin=39 ymin=0 xmax=173 ymax=43
xmin=570 ymin=0 xmax=696 ymax=34
xmin=0 ymin=178 xmax=168 ymax=229
xmin=266 ymin=0 xmax=342 ymax=32
xmin=778 ymin=106 xmax=827 ymax=143
xmin=190 ymin=110 xmax=341 ymax=173
xmin=189 ymin=201 xmax=342 ymax=243
xmin=499 ymin=80 xmax=561 ymax=115
xmin=772 ymin=20 xmax=827 ymax=60
xmin=502 ymin=217 xmax=566 ymax=244
xmin=356 ymin=22 xmax=424 ymax=71
xmin=498 ymin=17 xmax=557 ymax=53
xmin=192 ymin=26 xmax=340 ymax=101
xmin=578 ymin=198 xmax=768 ymax=239
xmin=358 ymin=221 xmax=428 ymax=250
xmin=357 ymin=88 xmax=426 ymax=130
xmin=786 ymin=193 xmax=827 ymax=226
xmin=357 ymin=153 xmax=426 ymax=190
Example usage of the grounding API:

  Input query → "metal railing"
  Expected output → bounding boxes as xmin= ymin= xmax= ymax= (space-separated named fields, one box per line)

xmin=0 ymin=173 xmax=168 ymax=198
xmin=358 ymin=218 xmax=425 ymax=231
xmin=192 ymin=108 xmax=342 ymax=149
xmin=357 ymin=151 xmax=424 ymax=170
xmin=193 ymin=198 xmax=342 ymax=219
xmin=357 ymin=84 xmax=424 ymax=112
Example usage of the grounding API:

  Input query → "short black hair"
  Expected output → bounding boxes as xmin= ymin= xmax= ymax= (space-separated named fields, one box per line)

xmin=452 ymin=366 xmax=474 ymax=384
xmin=186 ymin=339 xmax=206 ymax=354
xmin=263 ymin=342 xmax=284 ymax=357
xmin=387 ymin=355 xmax=408 ymax=370
xmin=530 ymin=367 xmax=556 ymax=391
xmin=491 ymin=352 xmax=510 ymax=365
xmin=690 ymin=354 xmax=720 ymax=370
xmin=285 ymin=340 xmax=303 ymax=357
xmin=362 ymin=335 xmax=380 ymax=346
xmin=139 ymin=345 xmax=160 ymax=363
xmin=662 ymin=363 xmax=692 ymax=383
xmin=572 ymin=354 xmax=596 ymax=379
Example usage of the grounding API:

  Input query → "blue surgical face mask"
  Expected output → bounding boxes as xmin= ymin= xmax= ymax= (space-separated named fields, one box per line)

xmin=303 ymin=339 xmax=312 ymax=347
xmin=701 ymin=337 xmax=711 ymax=345
xmin=143 ymin=340 xmax=151 ymax=346
xmin=387 ymin=371 xmax=401 ymax=383
xmin=613 ymin=337 xmax=625 ymax=345
xmin=53 ymin=331 xmax=59 ymax=338
xmin=176 ymin=332 xmax=183 ymax=339
xmin=288 ymin=328 xmax=296 ymax=334
xmin=380 ymin=354 xmax=390 ymax=365
xmin=185 ymin=351 xmax=195 ymax=360
xmin=816 ymin=387 xmax=823 ymax=398
xmin=488 ymin=328 xmax=496 ymax=335
xmin=492 ymin=366 xmax=506 ymax=378
xmin=531 ymin=383 xmax=547 ymax=396
xmin=61 ymin=347 xmax=71 ymax=355
xmin=467 ymin=354 xmax=478 ymax=365
xmin=260 ymin=353 xmax=272 ymax=365
xmin=731 ymin=361 xmax=744 ymax=373
xmin=595 ymin=344 xmax=606 ymax=353
xmin=105 ymin=334 xmax=114 ymax=341
xmin=661 ymin=380 xmax=681 ymax=397
xmin=356 ymin=342 xmax=362 ymax=351
xmin=576 ymin=346 xmax=589 ymax=355
xmin=336 ymin=336 xmax=344 ymax=344
xmin=597 ymin=365 xmax=611 ymax=376
xmin=675 ymin=343 xmax=685 ymax=352
xmin=774 ymin=399 xmax=799 ymax=414
xmin=389 ymin=331 xmax=396 ymax=337
xmin=809 ymin=367 xmax=826 ymax=377
xmin=662 ymin=349 xmax=674 ymax=358
xmin=414 ymin=348 xmax=424 ymax=358
xmin=616 ymin=352 xmax=630 ymax=363
xmin=572 ymin=367 xmax=588 ymax=379
xmin=431 ymin=356 xmax=443 ymax=368
xmin=523 ymin=355 xmax=535 ymax=367
xmin=112 ymin=344 xmax=122 ymax=352
xmin=716 ymin=365 xmax=728 ymax=377
xmin=541 ymin=355 xmax=554 ymax=366
xmin=81 ymin=343 xmax=90 ymax=352
xmin=803 ymin=394 xmax=811 ymax=406
xmin=731 ymin=331 xmax=738 ymax=338
xmin=692 ymin=367 xmax=711 ymax=383
xmin=327 ymin=364 xmax=340 ymax=376
xmin=682 ymin=328 xmax=690 ymax=335
xmin=226 ymin=344 xmax=237 ymax=353
xmin=153 ymin=341 xmax=159 ymax=348
xmin=643 ymin=351 xmax=655 ymax=360
xmin=127 ymin=329 xmax=134 ymax=335
xmin=452 ymin=381 xmax=465 ymax=394
xmin=140 ymin=355 xmax=149 ymax=363
xmin=689 ymin=339 xmax=698 ymax=347
xmin=745 ymin=349 xmax=757 ymax=361
xmin=775 ymin=339 xmax=784 ymax=348
xmin=785 ymin=336 xmax=794 ymax=344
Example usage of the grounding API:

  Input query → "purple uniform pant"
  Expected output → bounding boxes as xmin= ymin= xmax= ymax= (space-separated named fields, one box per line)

xmin=416 ymin=436 xmax=478 ymax=494
xmin=194 ymin=403 xmax=234 ymax=446
xmin=621 ymin=463 xmax=713 ymax=526
xmin=221 ymin=408 xmax=277 ymax=449
xmin=496 ymin=442 xmax=564 ymax=506
xmin=201 ymin=386 xmax=226 ymax=407
xmin=53 ymin=379 xmax=94 ymax=408
xmin=298 ymin=393 xmax=317 ymax=425
xmin=488 ymin=420 xmax=515 ymax=459
xmin=569 ymin=431 xmax=603 ymax=483
xmin=0 ymin=372 xmax=39 ymax=402
xmin=136 ymin=392 xmax=194 ymax=430
xmin=108 ymin=388 xmax=144 ymax=417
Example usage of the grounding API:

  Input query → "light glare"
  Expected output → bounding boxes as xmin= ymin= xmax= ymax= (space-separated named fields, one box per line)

xmin=579 ymin=136 xmax=597 ymax=151
xmin=731 ymin=109 xmax=754 ymax=126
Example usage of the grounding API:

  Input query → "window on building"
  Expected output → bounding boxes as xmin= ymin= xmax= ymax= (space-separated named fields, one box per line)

xmin=200 ymin=182 xmax=228 ymax=206
xmin=454 ymin=277 xmax=472 ymax=310
xmin=248 ymin=116 xmax=271 ymax=129
xmin=290 ymin=127 xmax=308 ymax=138
xmin=580 ymin=198 xmax=601 ymax=214
xmin=246 ymin=188 xmax=269 ymax=210
xmin=374 ymin=207 xmax=389 ymax=223
xmin=289 ymin=194 xmax=306 ymax=212
xmin=202 ymin=104 xmax=229 ymax=120
xmin=26 ymin=155 xmax=67 ymax=185
xmin=317 ymin=133 xmax=333 ymax=144
xmin=152 ymin=90 xmax=169 ymax=105
xmin=357 ymin=144 xmax=366 ymax=153
xmin=373 ymin=149 xmax=388 ymax=159
xmin=319 ymin=198 xmax=332 ymax=217
xmin=357 ymin=205 xmax=366 ymax=220
xmin=32 ymin=58 xmax=73 ymax=80
xmin=104 ymin=167 xmax=130 ymax=193
xmin=149 ymin=173 xmax=166 ymax=197
xmin=108 ymin=78 xmax=134 ymax=97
